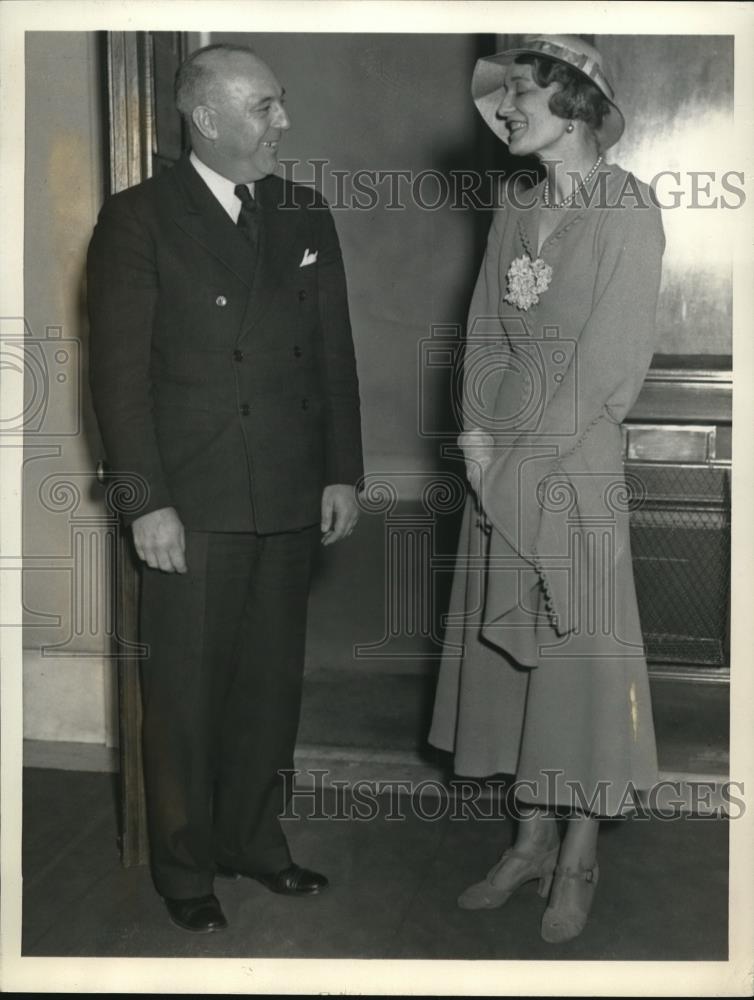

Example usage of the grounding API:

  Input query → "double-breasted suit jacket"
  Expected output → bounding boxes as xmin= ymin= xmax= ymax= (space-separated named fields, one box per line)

xmin=88 ymin=154 xmax=363 ymax=531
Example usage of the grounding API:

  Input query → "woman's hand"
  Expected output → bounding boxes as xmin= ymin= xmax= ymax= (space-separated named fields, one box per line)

xmin=459 ymin=428 xmax=495 ymax=498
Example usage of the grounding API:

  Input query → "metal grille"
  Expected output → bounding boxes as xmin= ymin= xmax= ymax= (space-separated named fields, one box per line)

xmin=626 ymin=463 xmax=731 ymax=668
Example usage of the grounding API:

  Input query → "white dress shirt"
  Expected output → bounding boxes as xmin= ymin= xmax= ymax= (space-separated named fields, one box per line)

xmin=189 ymin=151 xmax=255 ymax=223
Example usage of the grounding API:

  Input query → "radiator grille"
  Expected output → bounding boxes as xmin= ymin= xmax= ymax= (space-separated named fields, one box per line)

xmin=627 ymin=464 xmax=730 ymax=668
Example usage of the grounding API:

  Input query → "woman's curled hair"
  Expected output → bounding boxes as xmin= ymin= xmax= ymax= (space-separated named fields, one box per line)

xmin=515 ymin=54 xmax=611 ymax=133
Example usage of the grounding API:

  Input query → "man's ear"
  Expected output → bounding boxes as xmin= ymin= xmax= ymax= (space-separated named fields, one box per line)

xmin=191 ymin=105 xmax=218 ymax=141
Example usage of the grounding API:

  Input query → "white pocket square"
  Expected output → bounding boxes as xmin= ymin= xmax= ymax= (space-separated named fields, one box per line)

xmin=299 ymin=249 xmax=318 ymax=267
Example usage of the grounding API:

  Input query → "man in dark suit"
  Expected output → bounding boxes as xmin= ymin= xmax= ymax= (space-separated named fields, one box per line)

xmin=87 ymin=43 xmax=363 ymax=933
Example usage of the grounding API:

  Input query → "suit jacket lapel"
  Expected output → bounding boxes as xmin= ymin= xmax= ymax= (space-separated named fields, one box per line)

xmin=170 ymin=155 xmax=257 ymax=288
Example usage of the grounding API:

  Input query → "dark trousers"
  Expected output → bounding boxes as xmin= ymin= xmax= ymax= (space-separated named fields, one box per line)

xmin=139 ymin=526 xmax=319 ymax=899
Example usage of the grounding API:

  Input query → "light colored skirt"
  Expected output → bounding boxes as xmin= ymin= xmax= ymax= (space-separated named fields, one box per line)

xmin=428 ymin=498 xmax=659 ymax=816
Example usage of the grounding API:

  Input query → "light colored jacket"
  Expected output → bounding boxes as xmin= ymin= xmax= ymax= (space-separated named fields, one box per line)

xmin=464 ymin=164 xmax=665 ymax=656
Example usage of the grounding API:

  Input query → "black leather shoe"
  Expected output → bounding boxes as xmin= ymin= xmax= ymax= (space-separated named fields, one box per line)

xmin=164 ymin=893 xmax=228 ymax=933
xmin=215 ymin=862 xmax=328 ymax=895
xmin=214 ymin=863 xmax=242 ymax=881
xmin=256 ymin=863 xmax=329 ymax=895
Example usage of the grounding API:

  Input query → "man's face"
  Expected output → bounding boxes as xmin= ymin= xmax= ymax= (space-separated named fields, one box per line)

xmin=206 ymin=53 xmax=290 ymax=180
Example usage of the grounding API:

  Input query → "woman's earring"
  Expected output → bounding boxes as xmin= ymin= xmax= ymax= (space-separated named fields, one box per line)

xmin=566 ymin=120 xmax=575 ymax=133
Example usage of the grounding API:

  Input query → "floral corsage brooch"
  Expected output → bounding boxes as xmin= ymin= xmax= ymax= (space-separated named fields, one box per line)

xmin=503 ymin=222 xmax=552 ymax=311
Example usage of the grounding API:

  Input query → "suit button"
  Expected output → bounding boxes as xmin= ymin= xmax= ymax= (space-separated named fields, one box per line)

xmin=301 ymin=397 xmax=309 ymax=410
xmin=293 ymin=346 xmax=302 ymax=358
xmin=233 ymin=349 xmax=244 ymax=362
xmin=298 ymin=289 xmax=307 ymax=301
xmin=240 ymin=403 xmax=250 ymax=416
xmin=216 ymin=295 xmax=228 ymax=307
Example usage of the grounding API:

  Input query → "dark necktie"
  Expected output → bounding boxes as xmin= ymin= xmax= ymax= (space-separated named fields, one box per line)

xmin=234 ymin=183 xmax=260 ymax=250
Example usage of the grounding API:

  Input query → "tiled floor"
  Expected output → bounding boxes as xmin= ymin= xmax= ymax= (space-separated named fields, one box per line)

xmin=22 ymin=765 xmax=728 ymax=960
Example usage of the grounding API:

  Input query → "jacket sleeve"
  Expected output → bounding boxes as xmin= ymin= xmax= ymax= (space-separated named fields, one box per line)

xmin=313 ymin=196 xmax=364 ymax=487
xmin=87 ymin=193 xmax=174 ymax=522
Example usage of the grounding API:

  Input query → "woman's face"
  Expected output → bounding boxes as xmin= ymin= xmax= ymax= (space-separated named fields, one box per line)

xmin=496 ymin=62 xmax=569 ymax=157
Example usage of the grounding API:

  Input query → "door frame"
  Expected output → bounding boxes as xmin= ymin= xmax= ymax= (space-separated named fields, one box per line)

xmin=101 ymin=29 xmax=189 ymax=866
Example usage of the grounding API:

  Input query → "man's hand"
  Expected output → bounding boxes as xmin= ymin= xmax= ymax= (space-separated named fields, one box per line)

xmin=131 ymin=506 xmax=187 ymax=573
xmin=320 ymin=484 xmax=359 ymax=546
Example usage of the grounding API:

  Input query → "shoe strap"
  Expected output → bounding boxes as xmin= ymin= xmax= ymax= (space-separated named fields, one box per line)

xmin=554 ymin=861 xmax=599 ymax=883
xmin=488 ymin=845 xmax=557 ymax=879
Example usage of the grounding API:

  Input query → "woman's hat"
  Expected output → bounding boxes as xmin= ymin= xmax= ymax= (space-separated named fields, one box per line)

xmin=471 ymin=34 xmax=625 ymax=150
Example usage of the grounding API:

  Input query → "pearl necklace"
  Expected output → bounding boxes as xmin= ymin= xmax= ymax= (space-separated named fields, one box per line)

xmin=543 ymin=155 xmax=603 ymax=209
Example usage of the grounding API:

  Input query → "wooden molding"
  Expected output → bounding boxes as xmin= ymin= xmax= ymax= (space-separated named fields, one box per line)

xmin=102 ymin=29 xmax=188 ymax=868
xmin=106 ymin=32 xmax=154 ymax=194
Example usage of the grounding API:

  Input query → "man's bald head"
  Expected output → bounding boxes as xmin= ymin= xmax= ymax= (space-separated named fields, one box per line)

xmin=175 ymin=43 xmax=262 ymax=120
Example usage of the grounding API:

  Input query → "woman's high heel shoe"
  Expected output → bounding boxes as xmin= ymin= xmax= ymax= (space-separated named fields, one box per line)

xmin=540 ymin=860 xmax=599 ymax=943
xmin=457 ymin=844 xmax=559 ymax=910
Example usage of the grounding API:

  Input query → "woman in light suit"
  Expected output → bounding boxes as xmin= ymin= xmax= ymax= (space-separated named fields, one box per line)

xmin=429 ymin=35 xmax=665 ymax=943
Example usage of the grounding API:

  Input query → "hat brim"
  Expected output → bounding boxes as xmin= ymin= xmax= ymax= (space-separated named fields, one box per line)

xmin=471 ymin=48 xmax=625 ymax=150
